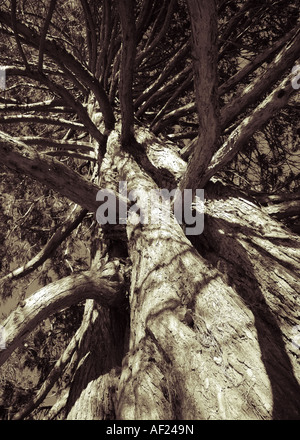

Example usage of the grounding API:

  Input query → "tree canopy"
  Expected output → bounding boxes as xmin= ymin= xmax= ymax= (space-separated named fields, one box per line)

xmin=0 ymin=0 xmax=299 ymax=420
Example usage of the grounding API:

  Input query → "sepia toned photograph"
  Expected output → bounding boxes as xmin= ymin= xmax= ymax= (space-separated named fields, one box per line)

xmin=0 ymin=0 xmax=299 ymax=422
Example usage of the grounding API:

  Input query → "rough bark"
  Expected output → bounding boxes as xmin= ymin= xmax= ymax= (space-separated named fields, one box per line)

xmin=192 ymin=181 xmax=300 ymax=419
xmin=94 ymin=130 xmax=300 ymax=420
xmin=64 ymin=301 xmax=128 ymax=420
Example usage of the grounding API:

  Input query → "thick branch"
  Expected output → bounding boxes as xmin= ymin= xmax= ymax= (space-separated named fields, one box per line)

xmin=0 ymin=131 xmax=100 ymax=212
xmin=117 ymin=0 xmax=136 ymax=145
xmin=169 ymin=28 xmax=300 ymax=159
xmin=180 ymin=0 xmax=219 ymax=192
xmin=0 ymin=260 xmax=126 ymax=367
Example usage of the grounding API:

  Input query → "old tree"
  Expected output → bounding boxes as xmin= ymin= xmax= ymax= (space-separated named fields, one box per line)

xmin=0 ymin=0 xmax=299 ymax=420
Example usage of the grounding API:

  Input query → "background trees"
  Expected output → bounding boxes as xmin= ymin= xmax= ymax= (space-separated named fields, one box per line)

xmin=0 ymin=0 xmax=299 ymax=420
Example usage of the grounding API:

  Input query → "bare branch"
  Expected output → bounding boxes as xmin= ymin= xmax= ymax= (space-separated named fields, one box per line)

xmin=44 ymin=151 xmax=96 ymax=162
xmin=4 ymin=65 xmax=106 ymax=146
xmin=98 ymin=8 xmax=120 ymax=86
xmin=171 ymin=27 xmax=300 ymax=160
xmin=218 ymin=0 xmax=255 ymax=51
xmin=0 ymin=114 xmax=85 ymax=130
xmin=79 ymin=0 xmax=97 ymax=73
xmin=36 ymin=71 xmax=107 ymax=147
xmin=152 ymin=102 xmax=195 ymax=134
xmin=134 ymin=40 xmax=190 ymax=110
xmin=17 ymin=136 xmax=93 ymax=151
xmin=220 ymin=27 xmax=300 ymax=130
xmin=219 ymin=26 xmax=298 ymax=96
xmin=117 ymin=0 xmax=136 ymax=145
xmin=199 ymin=71 xmax=298 ymax=188
xmin=0 ymin=98 xmax=74 ymax=113
xmin=38 ymin=0 xmax=57 ymax=72
xmin=136 ymin=0 xmax=154 ymax=45
xmin=0 ymin=260 xmax=126 ymax=368
xmin=97 ymin=0 xmax=114 ymax=81
xmin=135 ymin=0 xmax=176 ymax=67
xmin=0 ymin=10 xmax=115 ymax=130
xmin=149 ymin=69 xmax=193 ymax=126
xmin=10 ymin=0 xmax=29 ymax=68
xmin=136 ymin=64 xmax=192 ymax=118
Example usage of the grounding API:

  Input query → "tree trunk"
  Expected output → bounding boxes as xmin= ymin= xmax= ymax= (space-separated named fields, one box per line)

xmin=61 ymin=132 xmax=300 ymax=420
